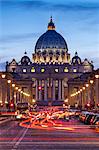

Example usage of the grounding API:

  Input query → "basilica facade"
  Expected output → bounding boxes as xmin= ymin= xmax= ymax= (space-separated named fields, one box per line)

xmin=0 ymin=17 xmax=93 ymax=107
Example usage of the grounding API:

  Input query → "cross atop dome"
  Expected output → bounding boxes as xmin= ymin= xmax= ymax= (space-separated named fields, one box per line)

xmin=50 ymin=16 xmax=53 ymax=22
xmin=48 ymin=16 xmax=55 ymax=30
xmin=75 ymin=51 xmax=78 ymax=56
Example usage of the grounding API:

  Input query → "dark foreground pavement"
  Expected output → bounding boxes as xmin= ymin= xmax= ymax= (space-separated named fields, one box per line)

xmin=0 ymin=119 xmax=99 ymax=150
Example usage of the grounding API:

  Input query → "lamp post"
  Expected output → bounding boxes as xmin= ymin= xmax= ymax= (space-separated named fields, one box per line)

xmin=85 ymin=83 xmax=89 ymax=106
xmin=89 ymin=80 xmax=94 ymax=109
xmin=1 ymin=74 xmax=8 ymax=110
xmin=95 ymin=75 xmax=99 ymax=109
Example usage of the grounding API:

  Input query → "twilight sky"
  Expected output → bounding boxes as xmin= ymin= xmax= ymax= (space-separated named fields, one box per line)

xmin=0 ymin=0 xmax=99 ymax=70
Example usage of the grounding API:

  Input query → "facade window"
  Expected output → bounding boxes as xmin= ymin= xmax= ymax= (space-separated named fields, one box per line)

xmin=64 ymin=67 xmax=68 ymax=72
xmin=56 ymin=57 xmax=58 ymax=60
xmin=73 ymin=68 xmax=77 ymax=72
xmin=50 ymin=57 xmax=52 ymax=61
xmin=32 ymin=78 xmax=35 ymax=81
xmin=42 ymin=80 xmax=44 ymax=87
xmin=55 ymin=80 xmax=58 ymax=87
xmin=31 ymin=67 xmax=35 ymax=73
xmin=55 ymin=68 xmax=59 ymax=73
xmin=23 ymin=68 xmax=27 ymax=73
xmin=41 ymin=68 xmax=45 ymax=73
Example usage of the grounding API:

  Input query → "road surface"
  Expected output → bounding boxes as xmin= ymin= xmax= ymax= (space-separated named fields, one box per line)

xmin=0 ymin=117 xmax=99 ymax=150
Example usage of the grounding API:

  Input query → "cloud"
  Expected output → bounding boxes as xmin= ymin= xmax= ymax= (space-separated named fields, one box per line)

xmin=1 ymin=0 xmax=49 ymax=9
xmin=54 ymin=3 xmax=99 ymax=12
xmin=1 ymin=0 xmax=99 ymax=11
xmin=0 ymin=32 xmax=41 ymax=43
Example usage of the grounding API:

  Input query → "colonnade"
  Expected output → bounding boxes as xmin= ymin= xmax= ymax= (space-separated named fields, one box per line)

xmin=35 ymin=79 xmax=65 ymax=101
xmin=0 ymin=74 xmax=30 ymax=109
xmin=70 ymin=75 xmax=99 ymax=109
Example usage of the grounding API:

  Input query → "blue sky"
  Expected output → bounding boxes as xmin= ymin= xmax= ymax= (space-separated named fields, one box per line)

xmin=0 ymin=0 xmax=99 ymax=70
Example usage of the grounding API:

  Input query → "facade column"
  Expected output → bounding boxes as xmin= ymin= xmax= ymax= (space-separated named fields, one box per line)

xmin=36 ymin=80 xmax=38 ymax=101
xmin=19 ymin=91 xmax=21 ymax=102
xmin=29 ymin=84 xmax=32 ymax=104
xmin=89 ymin=83 xmax=94 ymax=107
xmin=12 ymin=87 xmax=14 ymax=102
xmin=44 ymin=80 xmax=47 ymax=101
xmin=14 ymin=91 xmax=17 ymax=105
xmin=79 ymin=92 xmax=82 ymax=109
xmin=85 ymin=86 xmax=89 ymax=105
xmin=58 ymin=80 xmax=62 ymax=101
xmin=62 ymin=80 xmax=64 ymax=100
xmin=52 ymin=80 xmax=55 ymax=101
xmin=20 ymin=90 xmax=22 ymax=103
xmin=39 ymin=80 xmax=42 ymax=101
xmin=7 ymin=83 xmax=10 ymax=104
xmin=16 ymin=91 xmax=18 ymax=103
xmin=48 ymin=78 xmax=52 ymax=99
xmin=0 ymin=78 xmax=7 ymax=108
xmin=82 ymin=90 xmax=85 ymax=109
xmin=10 ymin=84 xmax=12 ymax=101
xmin=95 ymin=77 xmax=99 ymax=108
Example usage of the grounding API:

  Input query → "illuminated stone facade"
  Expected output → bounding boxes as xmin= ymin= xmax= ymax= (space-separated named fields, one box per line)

xmin=0 ymin=17 xmax=94 ymax=107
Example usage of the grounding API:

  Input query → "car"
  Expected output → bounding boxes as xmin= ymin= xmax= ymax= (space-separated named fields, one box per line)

xmin=64 ymin=116 xmax=69 ymax=121
xmin=16 ymin=114 xmax=23 ymax=120
xmin=15 ymin=111 xmax=29 ymax=120
xmin=79 ymin=111 xmax=89 ymax=122
xmin=95 ymin=121 xmax=99 ymax=132
xmin=92 ymin=115 xmax=99 ymax=125
xmin=90 ymin=114 xmax=98 ymax=125
xmin=84 ymin=113 xmax=95 ymax=124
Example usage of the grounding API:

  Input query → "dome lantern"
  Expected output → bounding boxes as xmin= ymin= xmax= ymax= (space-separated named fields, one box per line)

xmin=48 ymin=16 xmax=55 ymax=30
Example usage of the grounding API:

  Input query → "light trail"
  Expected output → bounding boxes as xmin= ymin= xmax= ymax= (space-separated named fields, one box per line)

xmin=19 ymin=108 xmax=98 ymax=133
xmin=19 ymin=108 xmax=75 ymax=131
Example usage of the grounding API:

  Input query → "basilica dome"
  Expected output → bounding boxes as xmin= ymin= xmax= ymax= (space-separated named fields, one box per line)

xmin=35 ymin=17 xmax=68 ymax=53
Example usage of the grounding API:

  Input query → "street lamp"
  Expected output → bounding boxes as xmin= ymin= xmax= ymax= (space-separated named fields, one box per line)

xmin=12 ymin=83 xmax=15 ymax=87
xmin=83 ymin=87 xmax=85 ymax=90
xmin=7 ymin=80 xmax=11 ymax=84
xmin=1 ymin=74 xmax=6 ymax=79
xmin=85 ymin=84 xmax=89 ymax=87
xmin=15 ymin=87 xmax=18 ymax=90
xmin=78 ymin=91 xmax=80 ymax=94
xmin=80 ymin=89 xmax=82 ymax=92
xmin=90 ymin=80 xmax=94 ymax=84
xmin=18 ymin=89 xmax=21 ymax=92
xmin=95 ymin=75 xmax=99 ymax=79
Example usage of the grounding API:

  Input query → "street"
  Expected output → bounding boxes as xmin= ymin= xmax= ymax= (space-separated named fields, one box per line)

xmin=0 ymin=117 xmax=99 ymax=150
